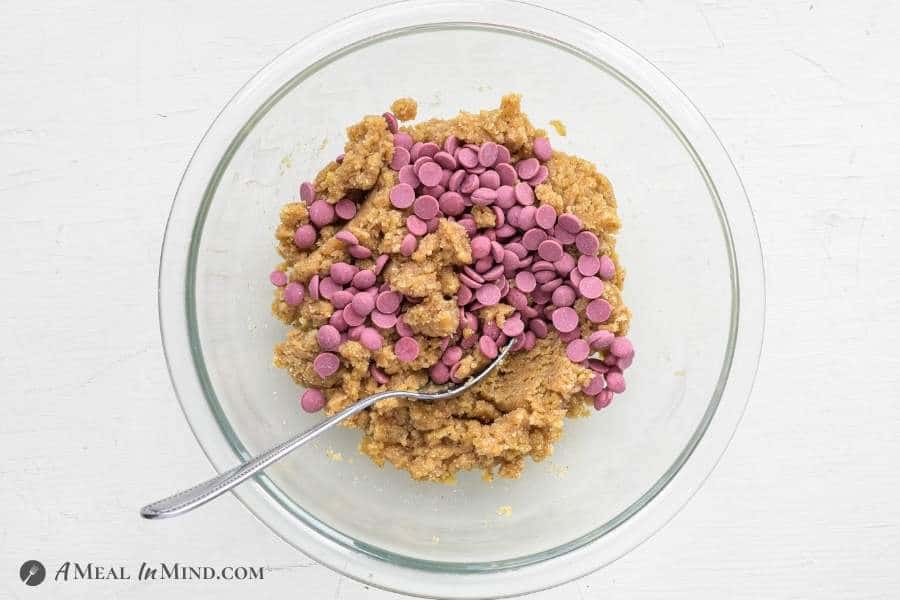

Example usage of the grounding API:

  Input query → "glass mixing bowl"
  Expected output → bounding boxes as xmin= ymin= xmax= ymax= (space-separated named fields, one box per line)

xmin=158 ymin=1 xmax=764 ymax=597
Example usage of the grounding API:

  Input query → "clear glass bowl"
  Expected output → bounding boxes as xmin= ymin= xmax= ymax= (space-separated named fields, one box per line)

xmin=158 ymin=1 xmax=764 ymax=597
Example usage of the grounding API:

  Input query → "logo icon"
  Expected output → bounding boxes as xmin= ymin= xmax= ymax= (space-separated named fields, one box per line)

xmin=20 ymin=560 xmax=46 ymax=586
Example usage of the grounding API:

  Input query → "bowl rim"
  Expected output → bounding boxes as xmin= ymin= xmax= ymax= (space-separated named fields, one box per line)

xmin=157 ymin=0 xmax=766 ymax=597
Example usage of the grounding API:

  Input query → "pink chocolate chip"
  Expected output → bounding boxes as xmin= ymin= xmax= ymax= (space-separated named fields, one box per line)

xmin=406 ymin=214 xmax=428 ymax=237
xmin=528 ymin=165 xmax=549 ymax=187
xmin=578 ymin=255 xmax=601 ymax=276
xmin=351 ymin=292 xmax=375 ymax=316
xmin=308 ymin=200 xmax=335 ymax=228
xmin=475 ymin=283 xmax=501 ymax=305
xmin=457 ymin=147 xmax=478 ymax=169
xmin=478 ymin=142 xmax=499 ymax=167
xmin=429 ymin=362 xmax=450 ymax=384
xmin=471 ymin=187 xmax=497 ymax=206
xmin=300 ymin=388 xmax=326 ymax=413
xmin=383 ymin=112 xmax=398 ymax=133
xmin=491 ymin=241 xmax=505 ymax=262
xmin=610 ymin=336 xmax=634 ymax=358
xmin=554 ymin=226 xmax=577 ymax=245
xmin=373 ymin=254 xmax=390 ymax=275
xmin=352 ymin=269 xmax=376 ymax=290
xmin=419 ymin=142 xmax=439 ymax=158
xmin=480 ymin=170 xmax=500 ymax=190
xmin=330 ymin=290 xmax=353 ymax=309
xmin=439 ymin=191 xmax=465 ymax=216
xmin=375 ymin=291 xmax=401 ymax=313
xmin=395 ymin=336 xmax=420 ymax=362
xmin=496 ymin=163 xmax=517 ymax=186
xmin=529 ymin=318 xmax=549 ymax=338
xmin=293 ymin=224 xmax=317 ymax=249
xmin=348 ymin=244 xmax=372 ymax=259
xmin=299 ymin=182 xmax=315 ymax=203
xmin=390 ymin=183 xmax=416 ymax=209
xmin=459 ymin=274 xmax=483 ymax=289
xmin=559 ymin=328 xmax=581 ymax=342
xmin=317 ymin=324 xmax=342 ymax=351
xmin=507 ymin=288 xmax=528 ymax=310
xmin=443 ymin=135 xmax=460 ymax=154
xmin=557 ymin=213 xmax=582 ymax=233
xmin=495 ymin=185 xmax=516 ymax=209
xmin=578 ymin=276 xmax=604 ymax=299
xmin=594 ymin=390 xmax=613 ymax=410
xmin=588 ymin=330 xmax=614 ymax=349
xmin=516 ymin=157 xmax=540 ymax=180
xmin=583 ymin=374 xmax=605 ymax=396
xmin=605 ymin=370 xmax=626 ymax=393
xmin=501 ymin=316 xmax=525 ymax=337
xmin=551 ymin=285 xmax=576 ymax=306
xmin=471 ymin=235 xmax=491 ymax=259
xmin=370 ymin=310 xmax=397 ymax=329
xmin=448 ymin=169 xmax=466 ymax=191
xmin=478 ymin=335 xmax=498 ymax=359
xmin=418 ymin=162 xmax=443 ymax=187
xmin=522 ymin=228 xmax=548 ymax=250
xmin=514 ymin=182 xmax=535 ymax=205
xmin=441 ymin=345 xmax=464 ymax=366
xmin=457 ymin=285 xmax=473 ymax=305
xmin=396 ymin=317 xmax=414 ymax=338
xmin=335 ymin=230 xmax=358 ymax=245
xmin=283 ymin=282 xmax=305 ymax=306
xmin=533 ymin=136 xmax=553 ymax=161
xmin=575 ymin=231 xmax=600 ymax=256
xmin=538 ymin=239 xmax=564 ymax=262
xmin=586 ymin=299 xmax=612 ymax=323
xmin=390 ymin=146 xmax=411 ymax=170
xmin=399 ymin=165 xmax=419 ymax=187
xmin=460 ymin=173 xmax=480 ymax=194
xmin=371 ymin=365 xmax=390 ymax=385
xmin=400 ymin=233 xmax=418 ymax=256
xmin=335 ymin=199 xmax=357 ymax=220
xmin=568 ymin=269 xmax=584 ymax=287
xmin=554 ymin=253 xmax=576 ymax=275
xmin=598 ymin=255 xmax=616 ymax=280
xmin=342 ymin=304 xmax=366 ymax=327
xmin=551 ymin=306 xmax=579 ymax=333
xmin=518 ymin=205 xmax=538 ymax=229
xmin=359 ymin=328 xmax=384 ymax=351
xmin=270 ymin=270 xmax=288 ymax=287
xmin=329 ymin=310 xmax=347 ymax=331
xmin=566 ymin=339 xmax=590 ymax=363
xmin=434 ymin=151 xmax=457 ymax=169
xmin=330 ymin=262 xmax=356 ymax=285
xmin=394 ymin=132 xmax=413 ymax=149
xmin=313 ymin=352 xmax=340 ymax=378
xmin=535 ymin=204 xmax=557 ymax=229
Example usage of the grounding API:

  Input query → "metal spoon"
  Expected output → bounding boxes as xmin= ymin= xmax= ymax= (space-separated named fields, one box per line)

xmin=140 ymin=340 xmax=514 ymax=519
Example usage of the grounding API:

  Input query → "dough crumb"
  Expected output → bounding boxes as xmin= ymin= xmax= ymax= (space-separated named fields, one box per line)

xmin=497 ymin=505 xmax=513 ymax=517
xmin=549 ymin=119 xmax=567 ymax=136
xmin=391 ymin=97 xmax=418 ymax=121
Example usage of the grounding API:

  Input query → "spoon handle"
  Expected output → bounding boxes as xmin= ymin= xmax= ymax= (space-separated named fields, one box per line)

xmin=140 ymin=390 xmax=402 ymax=519
xmin=141 ymin=341 xmax=512 ymax=520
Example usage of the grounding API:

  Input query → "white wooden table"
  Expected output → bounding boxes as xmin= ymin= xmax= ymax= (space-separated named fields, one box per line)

xmin=2 ymin=1 xmax=899 ymax=598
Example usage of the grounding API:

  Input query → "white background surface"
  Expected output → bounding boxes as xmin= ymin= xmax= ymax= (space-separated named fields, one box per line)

xmin=2 ymin=1 xmax=899 ymax=598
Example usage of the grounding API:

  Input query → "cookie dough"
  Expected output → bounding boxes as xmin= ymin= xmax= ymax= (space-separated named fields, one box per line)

xmin=270 ymin=95 xmax=633 ymax=482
